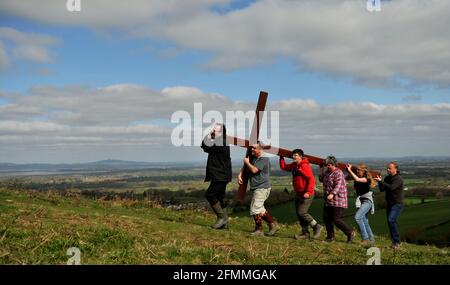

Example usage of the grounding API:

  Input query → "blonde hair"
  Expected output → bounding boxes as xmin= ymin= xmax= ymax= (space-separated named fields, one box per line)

xmin=357 ymin=163 xmax=377 ymax=188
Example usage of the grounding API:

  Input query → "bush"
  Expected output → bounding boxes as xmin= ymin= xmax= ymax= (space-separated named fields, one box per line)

xmin=407 ymin=187 xmax=450 ymax=197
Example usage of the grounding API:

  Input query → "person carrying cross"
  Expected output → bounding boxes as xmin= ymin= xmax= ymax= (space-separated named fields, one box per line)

xmin=319 ymin=156 xmax=355 ymax=243
xmin=374 ymin=161 xmax=404 ymax=250
xmin=280 ymin=148 xmax=323 ymax=240
xmin=346 ymin=163 xmax=377 ymax=246
xmin=238 ymin=141 xmax=279 ymax=237
xmin=201 ymin=123 xmax=232 ymax=229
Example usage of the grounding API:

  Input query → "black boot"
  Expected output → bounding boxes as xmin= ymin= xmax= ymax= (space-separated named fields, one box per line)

xmin=211 ymin=202 xmax=228 ymax=229
xmin=218 ymin=207 xmax=228 ymax=229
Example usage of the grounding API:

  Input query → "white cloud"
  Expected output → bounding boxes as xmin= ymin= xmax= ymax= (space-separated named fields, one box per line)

xmin=1 ymin=0 xmax=449 ymax=87
xmin=0 ymin=41 xmax=9 ymax=70
xmin=9 ymin=84 xmax=237 ymax=126
xmin=0 ymin=120 xmax=66 ymax=133
xmin=0 ymin=83 xmax=450 ymax=162
xmin=0 ymin=0 xmax=230 ymax=28
xmin=0 ymin=27 xmax=60 ymax=69
xmin=0 ymin=103 xmax=43 ymax=120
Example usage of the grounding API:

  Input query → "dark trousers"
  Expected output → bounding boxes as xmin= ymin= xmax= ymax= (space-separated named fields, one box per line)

xmin=323 ymin=205 xmax=353 ymax=239
xmin=205 ymin=181 xmax=228 ymax=208
xmin=387 ymin=203 xmax=403 ymax=244
xmin=295 ymin=195 xmax=314 ymax=228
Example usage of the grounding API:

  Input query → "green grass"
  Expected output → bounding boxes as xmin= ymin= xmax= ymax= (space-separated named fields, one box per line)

xmin=0 ymin=188 xmax=448 ymax=265
xmin=255 ymin=196 xmax=450 ymax=247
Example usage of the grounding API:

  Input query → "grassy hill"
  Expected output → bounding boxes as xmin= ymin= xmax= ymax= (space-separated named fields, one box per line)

xmin=0 ymin=188 xmax=448 ymax=265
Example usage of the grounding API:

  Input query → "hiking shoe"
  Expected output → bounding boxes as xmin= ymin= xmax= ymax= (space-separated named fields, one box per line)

xmin=361 ymin=239 xmax=373 ymax=247
xmin=249 ymin=230 xmax=265 ymax=237
xmin=312 ymin=224 xmax=323 ymax=239
xmin=267 ymin=223 xmax=280 ymax=236
xmin=211 ymin=218 xmax=228 ymax=229
xmin=347 ymin=230 xmax=356 ymax=244
xmin=295 ymin=231 xmax=310 ymax=240
xmin=391 ymin=243 xmax=401 ymax=250
xmin=325 ymin=237 xmax=335 ymax=243
xmin=218 ymin=223 xmax=228 ymax=230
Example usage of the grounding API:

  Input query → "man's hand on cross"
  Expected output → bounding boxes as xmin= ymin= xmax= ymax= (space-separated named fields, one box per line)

xmin=237 ymin=172 xmax=243 ymax=185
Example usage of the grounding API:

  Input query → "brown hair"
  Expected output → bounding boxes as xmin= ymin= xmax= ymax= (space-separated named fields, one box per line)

xmin=325 ymin=155 xmax=338 ymax=166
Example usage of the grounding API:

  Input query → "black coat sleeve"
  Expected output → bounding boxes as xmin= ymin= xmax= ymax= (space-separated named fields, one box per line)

xmin=378 ymin=176 xmax=402 ymax=192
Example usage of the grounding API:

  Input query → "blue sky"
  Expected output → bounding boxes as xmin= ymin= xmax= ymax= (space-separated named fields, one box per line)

xmin=2 ymin=8 xmax=448 ymax=105
xmin=0 ymin=0 xmax=449 ymax=163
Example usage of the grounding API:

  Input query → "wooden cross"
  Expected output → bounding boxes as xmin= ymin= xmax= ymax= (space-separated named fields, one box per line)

xmin=226 ymin=91 xmax=380 ymax=200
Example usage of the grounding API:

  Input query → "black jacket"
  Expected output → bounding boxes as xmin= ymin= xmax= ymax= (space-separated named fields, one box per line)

xmin=378 ymin=173 xmax=404 ymax=205
xmin=201 ymin=134 xmax=232 ymax=182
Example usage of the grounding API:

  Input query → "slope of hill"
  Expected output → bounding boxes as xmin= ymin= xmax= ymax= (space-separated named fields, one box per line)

xmin=0 ymin=188 xmax=448 ymax=265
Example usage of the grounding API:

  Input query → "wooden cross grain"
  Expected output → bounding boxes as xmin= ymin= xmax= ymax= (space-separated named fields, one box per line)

xmin=227 ymin=91 xmax=381 ymax=201
xmin=229 ymin=91 xmax=268 ymax=201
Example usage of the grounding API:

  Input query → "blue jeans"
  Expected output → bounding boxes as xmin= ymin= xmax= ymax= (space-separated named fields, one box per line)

xmin=354 ymin=200 xmax=374 ymax=241
xmin=387 ymin=203 xmax=403 ymax=244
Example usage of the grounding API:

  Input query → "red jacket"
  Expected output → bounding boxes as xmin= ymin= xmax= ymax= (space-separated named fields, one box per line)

xmin=280 ymin=157 xmax=315 ymax=196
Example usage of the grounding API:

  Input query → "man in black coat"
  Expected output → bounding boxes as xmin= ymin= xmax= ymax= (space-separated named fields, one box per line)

xmin=201 ymin=123 xmax=232 ymax=229
xmin=375 ymin=162 xmax=404 ymax=249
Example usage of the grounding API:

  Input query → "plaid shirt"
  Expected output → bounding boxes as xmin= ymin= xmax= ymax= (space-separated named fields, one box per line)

xmin=322 ymin=168 xmax=348 ymax=208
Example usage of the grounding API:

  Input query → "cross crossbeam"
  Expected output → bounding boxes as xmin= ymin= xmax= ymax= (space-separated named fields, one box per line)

xmin=228 ymin=91 xmax=380 ymax=200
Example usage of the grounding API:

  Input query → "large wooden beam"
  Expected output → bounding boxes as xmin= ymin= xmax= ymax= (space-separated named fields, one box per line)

xmin=228 ymin=135 xmax=381 ymax=178
xmin=237 ymin=91 xmax=268 ymax=201
xmin=231 ymin=91 xmax=380 ymax=201
xmin=249 ymin=91 xmax=268 ymax=144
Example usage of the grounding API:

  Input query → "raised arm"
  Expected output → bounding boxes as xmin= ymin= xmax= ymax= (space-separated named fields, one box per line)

xmin=279 ymin=157 xmax=295 ymax=171
xmin=346 ymin=164 xmax=368 ymax=183
xmin=201 ymin=136 xmax=227 ymax=154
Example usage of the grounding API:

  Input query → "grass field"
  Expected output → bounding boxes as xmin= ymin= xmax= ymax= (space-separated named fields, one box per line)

xmin=251 ymin=195 xmax=450 ymax=247
xmin=0 ymin=188 xmax=448 ymax=265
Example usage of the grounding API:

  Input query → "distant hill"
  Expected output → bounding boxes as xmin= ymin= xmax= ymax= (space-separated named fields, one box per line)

xmin=0 ymin=160 xmax=204 ymax=174
xmin=1 ymin=156 xmax=450 ymax=175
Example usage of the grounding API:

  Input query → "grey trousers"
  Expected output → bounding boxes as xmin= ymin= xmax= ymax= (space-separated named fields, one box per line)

xmin=295 ymin=195 xmax=314 ymax=228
